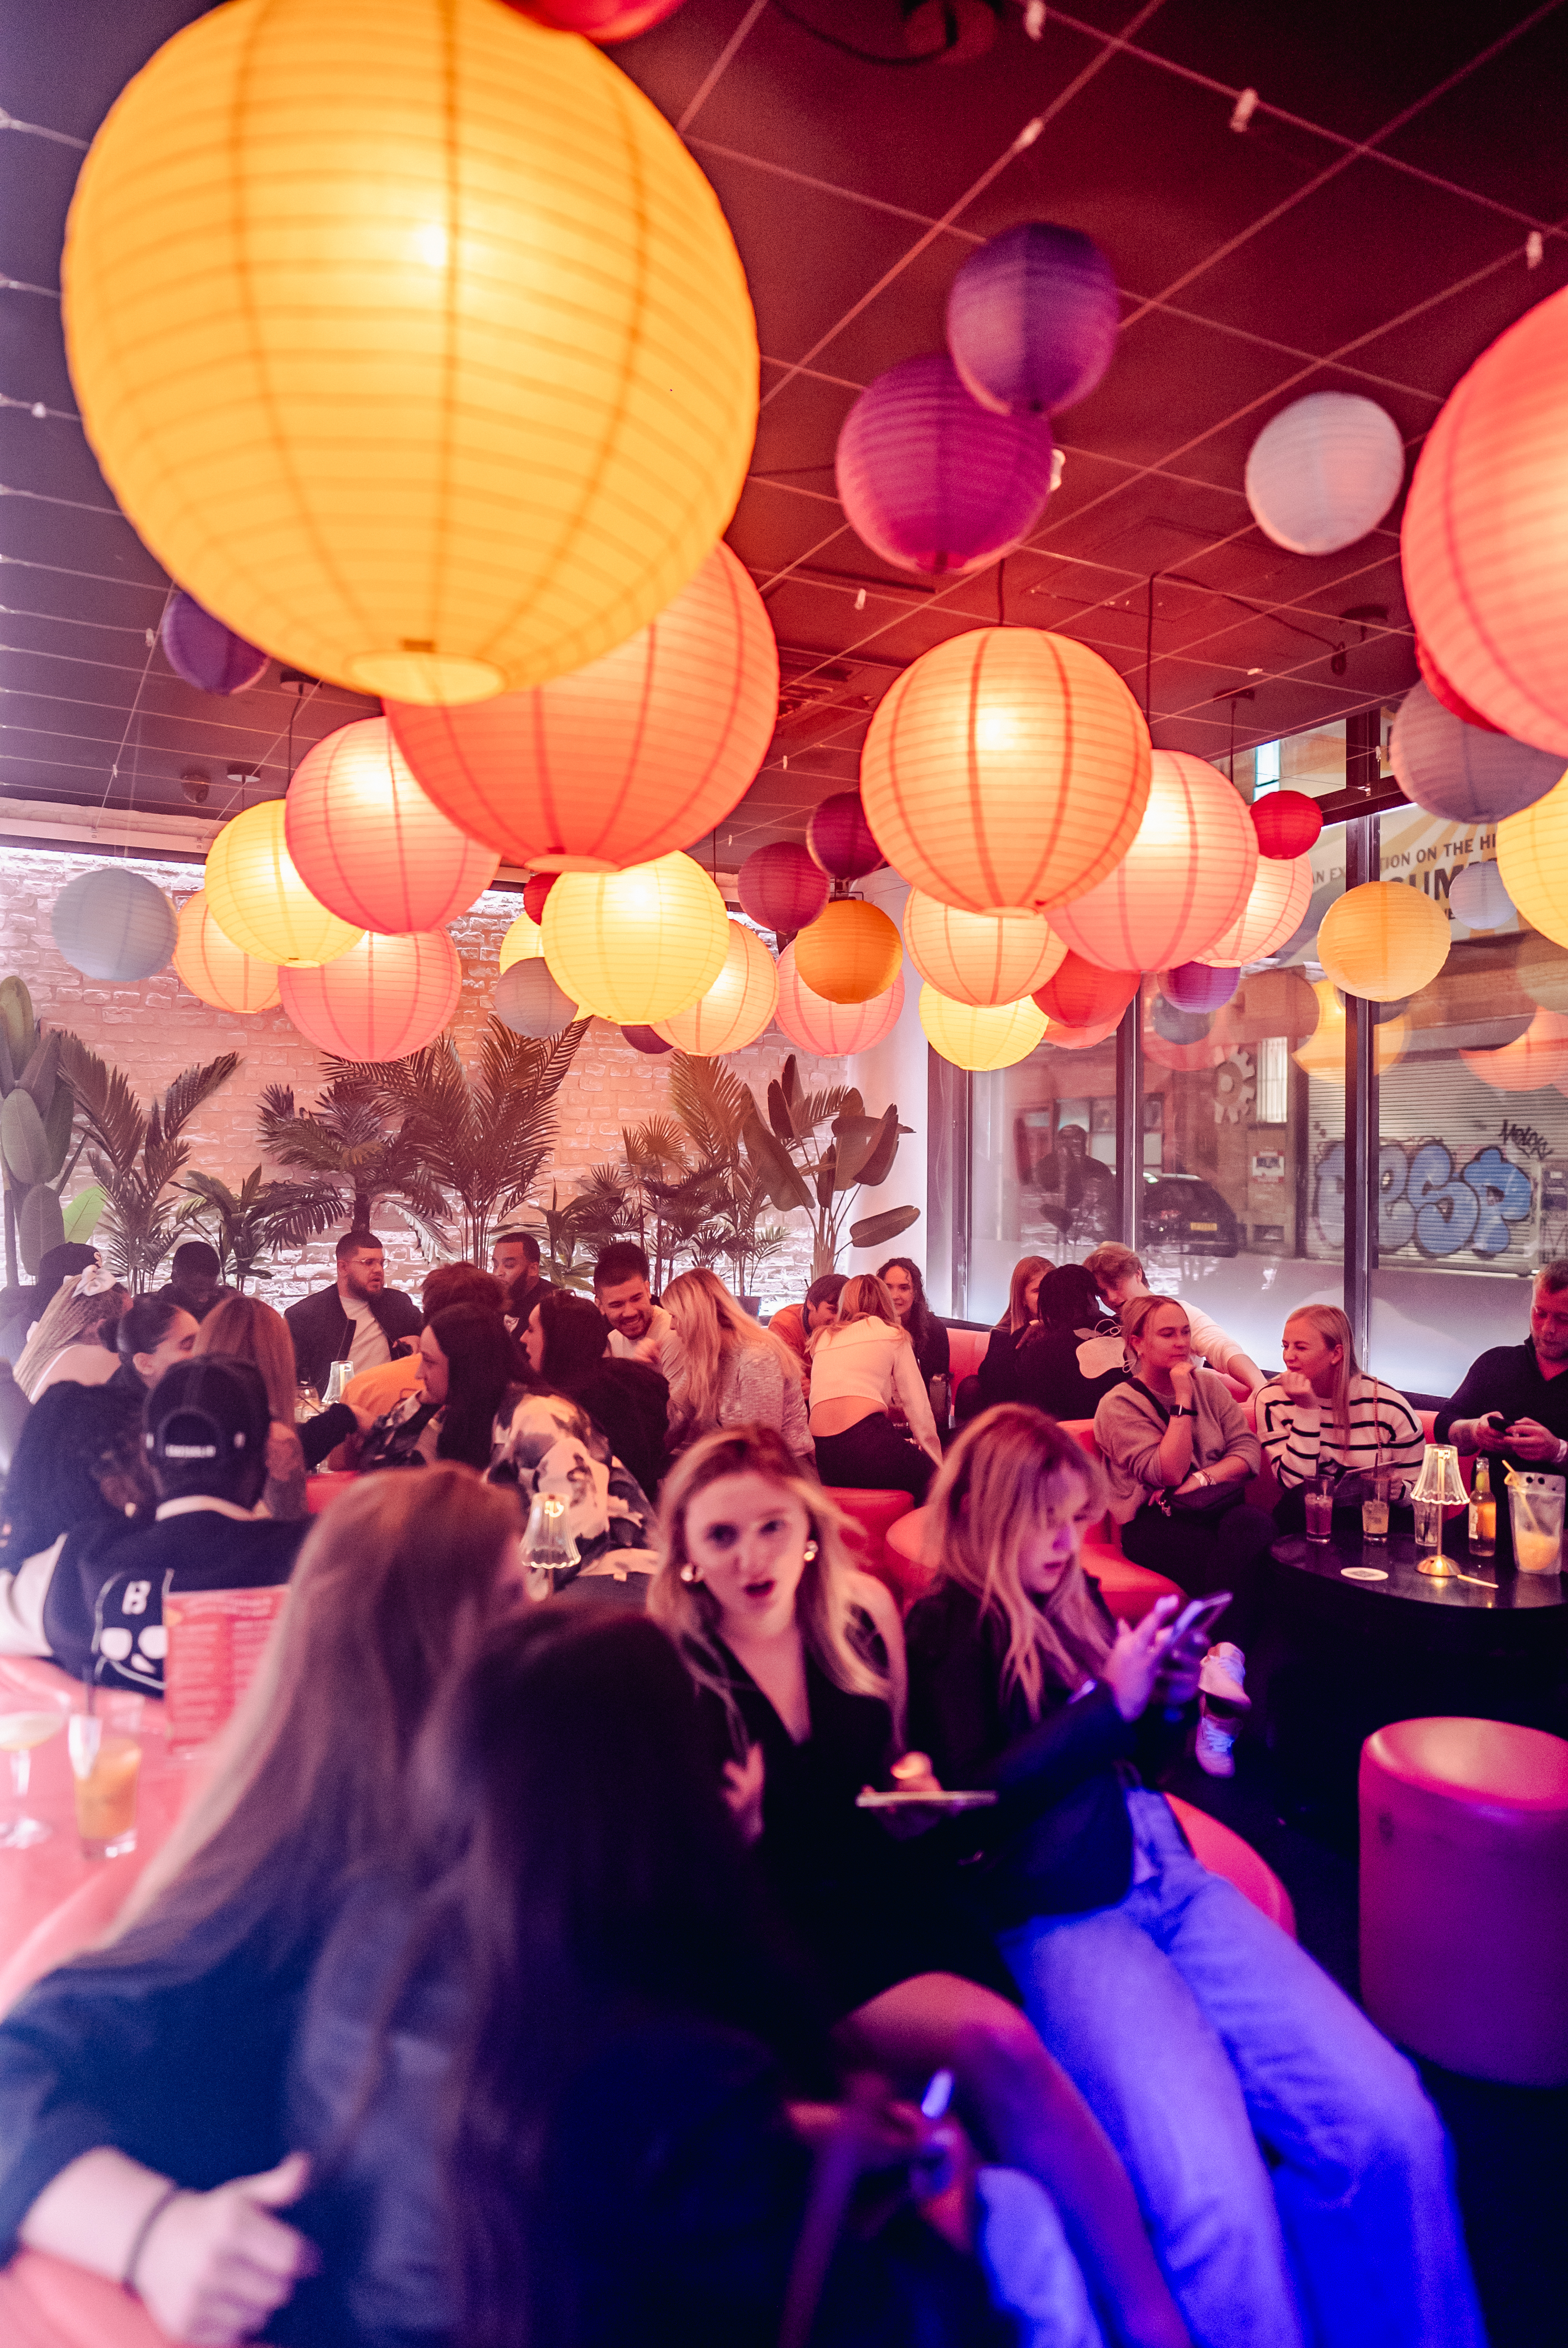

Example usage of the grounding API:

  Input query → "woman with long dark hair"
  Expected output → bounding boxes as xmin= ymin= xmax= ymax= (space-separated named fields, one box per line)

xmin=980 ymin=1264 xmax=1127 ymax=1421
xmin=876 ymin=1258 xmax=950 ymax=1392
xmin=519 ymin=1289 xmax=669 ymax=1500
xmin=358 ymin=1302 xmax=520 ymax=1474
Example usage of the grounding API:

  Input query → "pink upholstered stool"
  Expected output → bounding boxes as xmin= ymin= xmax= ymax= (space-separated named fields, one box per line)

xmin=1360 ymin=1717 xmax=1568 ymax=2085
xmin=822 ymin=1487 xmax=915 ymax=1599
xmin=1167 ymin=1795 xmax=1296 ymax=1937
xmin=883 ymin=1504 xmax=937 ymax=1610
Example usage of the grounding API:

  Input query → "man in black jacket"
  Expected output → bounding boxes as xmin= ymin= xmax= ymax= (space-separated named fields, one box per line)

xmin=285 ymin=1230 xmax=421 ymax=1397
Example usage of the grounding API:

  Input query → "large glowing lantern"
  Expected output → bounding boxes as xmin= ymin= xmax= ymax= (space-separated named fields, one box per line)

xmin=1033 ymin=952 xmax=1139 ymax=1029
xmin=1316 ymin=882 xmax=1450 ymax=1003
xmin=496 ymin=960 xmax=580 ymax=1038
xmin=793 ymin=900 xmax=902 ymax=1006
xmin=737 ymin=843 xmax=829 ymax=936
xmin=386 ymin=546 xmax=776 ymax=869
xmin=173 ymin=890 xmax=281 ymax=1013
xmin=653 ymin=921 xmax=778 ymax=1055
xmin=1390 ymin=682 xmax=1562 ymax=825
xmin=902 ymin=894 xmax=1066 ymax=1007
xmin=946 ymin=222 xmax=1119 ymax=417
xmin=1498 ymin=771 xmax=1568 ymax=948
xmin=498 ymin=910 xmax=545 ymax=972
xmin=835 ymin=354 xmax=1055 ymax=576
xmin=1245 ymin=393 xmax=1404 ymax=555
xmin=205 ymin=802 xmax=364 ymax=969
xmin=1195 ymin=854 xmax=1314 ymax=967
xmin=1051 ymin=751 xmax=1257 ymax=972
xmin=285 ymin=718 xmax=498 ymax=935
xmin=50 ymin=868 xmax=176 ymax=982
xmin=920 ymin=986 xmax=1045 ymax=1072
xmin=1402 ymin=283 xmax=1568 ymax=753
xmin=61 ymin=0 xmax=757 ymax=706
xmin=541 ymin=853 xmax=728 ymax=1025
xmin=1294 ymin=979 xmax=1406 ymax=1081
xmin=860 ymin=627 xmax=1151 ymax=915
xmin=279 ymin=929 xmax=461 ymax=1059
xmin=1461 ymin=1008 xmax=1568 ymax=1093
xmin=775 ymin=948 xmax=903 ymax=1057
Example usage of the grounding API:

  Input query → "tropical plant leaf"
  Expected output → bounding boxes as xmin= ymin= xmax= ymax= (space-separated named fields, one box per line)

xmin=767 ymin=1077 xmax=796 ymax=1144
xmin=61 ymin=1182 xmax=105 ymax=1243
xmin=742 ymin=1110 xmax=813 ymax=1214
xmin=667 ymin=1053 xmax=752 ymax=1165
xmin=827 ymin=1113 xmax=884 ymax=1191
xmin=40 ymin=1077 xmax=74 ymax=1181
xmin=18 ymin=1182 xmax=65 ymax=1273
xmin=849 ymin=1203 xmax=920 ymax=1249
xmin=0 ymin=1089 xmax=50 ymax=1185
xmin=850 ymin=1105 xmax=903 ymax=1194
xmin=58 ymin=1034 xmax=146 ymax=1175
xmin=780 ymin=1054 xmax=806 ymax=1125
xmin=0 ymin=977 xmax=34 ymax=1075
xmin=18 ymin=1029 xmax=60 ymax=1116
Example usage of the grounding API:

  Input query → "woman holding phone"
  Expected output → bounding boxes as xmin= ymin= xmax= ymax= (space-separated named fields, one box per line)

xmin=904 ymin=1405 xmax=1485 ymax=2348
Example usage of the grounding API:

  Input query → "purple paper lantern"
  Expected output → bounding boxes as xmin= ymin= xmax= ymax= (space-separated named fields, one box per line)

xmin=1163 ymin=961 xmax=1239 ymax=1013
xmin=161 ymin=591 xmax=270 ymax=694
xmin=806 ymin=792 xmax=884 ymax=883
xmin=1151 ymin=995 xmax=1212 ymax=1046
xmin=621 ymin=1023 xmax=675 ymax=1055
xmin=1390 ymin=680 xmax=1564 ymax=825
xmin=835 ymin=352 xmax=1055 ymax=576
xmin=737 ymin=843 xmax=829 ymax=936
xmin=947 ymin=223 xmax=1120 ymax=417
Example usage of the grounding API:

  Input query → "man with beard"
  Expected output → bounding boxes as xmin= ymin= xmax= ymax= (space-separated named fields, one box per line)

xmin=1436 ymin=1257 xmax=1568 ymax=1570
xmin=285 ymin=1230 xmax=421 ymax=1400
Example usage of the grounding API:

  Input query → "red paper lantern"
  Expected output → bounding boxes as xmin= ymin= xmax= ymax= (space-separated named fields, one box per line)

xmin=285 ymin=718 xmax=499 ymax=935
xmin=1251 ymin=790 xmax=1322 ymax=861
xmin=621 ymin=1024 xmax=674 ymax=1055
xmin=386 ymin=543 xmax=777 ymax=872
xmin=737 ymin=843 xmax=829 ymax=935
xmin=1050 ymin=751 xmax=1257 ymax=973
xmin=523 ymin=872 xmax=558 ymax=925
xmin=1033 ymin=952 xmax=1139 ymax=1029
xmin=775 ymin=945 xmax=904 ymax=1057
xmin=279 ymin=930 xmax=462 ymax=1060
xmin=502 ymin=1 xmax=688 ymax=37
xmin=1415 ymin=635 xmax=1499 ymax=735
xmin=807 ymin=792 xmax=884 ymax=882
xmin=1042 ymin=1016 xmax=1121 ymax=1052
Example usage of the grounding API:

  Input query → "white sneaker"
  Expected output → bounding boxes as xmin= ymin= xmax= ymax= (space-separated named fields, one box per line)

xmin=1196 ymin=1642 xmax=1249 ymax=1778
xmin=1200 ymin=1642 xmax=1250 ymax=1708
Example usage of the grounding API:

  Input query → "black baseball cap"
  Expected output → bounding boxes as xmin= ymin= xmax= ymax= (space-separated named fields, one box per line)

xmin=144 ymin=1355 xmax=270 ymax=1469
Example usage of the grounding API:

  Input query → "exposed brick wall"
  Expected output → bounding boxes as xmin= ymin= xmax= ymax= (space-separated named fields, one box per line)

xmin=0 ymin=846 xmax=847 ymax=1312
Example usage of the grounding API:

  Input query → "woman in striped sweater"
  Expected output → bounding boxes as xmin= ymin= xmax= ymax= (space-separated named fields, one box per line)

xmin=1256 ymin=1306 xmax=1425 ymax=1532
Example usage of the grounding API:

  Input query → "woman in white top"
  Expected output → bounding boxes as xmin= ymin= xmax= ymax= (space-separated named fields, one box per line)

xmin=661 ymin=1268 xmax=812 ymax=1461
xmin=1256 ymin=1305 xmax=1425 ymax=1532
xmin=807 ymin=1273 xmax=942 ymax=1499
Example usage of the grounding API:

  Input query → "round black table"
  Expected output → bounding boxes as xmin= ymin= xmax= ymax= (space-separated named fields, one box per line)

xmin=1269 ymin=1526 xmax=1566 ymax=1641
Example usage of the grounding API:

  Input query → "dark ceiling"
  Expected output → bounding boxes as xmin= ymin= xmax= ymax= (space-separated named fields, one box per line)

xmin=2 ymin=0 xmax=1566 ymax=858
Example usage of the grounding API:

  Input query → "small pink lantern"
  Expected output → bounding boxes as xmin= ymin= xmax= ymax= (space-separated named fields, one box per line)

xmin=775 ymin=945 xmax=904 ymax=1057
xmin=835 ymin=353 xmax=1055 ymax=576
xmin=280 ymin=930 xmax=461 ymax=1060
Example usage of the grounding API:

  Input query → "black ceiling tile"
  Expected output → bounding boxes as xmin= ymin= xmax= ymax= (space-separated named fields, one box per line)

xmin=747 ymin=369 xmax=860 ymax=486
xmin=0 ymin=562 xmax=163 ymax=630
xmin=726 ymin=477 xmax=859 ymax=578
xmin=1350 ymin=246 xmax=1568 ymax=398
xmin=1376 ymin=11 xmax=1568 ymax=222
xmin=3 ymin=0 xmax=212 ymax=143
xmin=798 ymin=231 xmax=989 ymax=398
xmin=0 ymin=297 xmax=78 ymax=415
xmin=1048 ymin=304 xmax=1305 ymax=477
xmin=609 ymin=0 xmax=760 ymax=128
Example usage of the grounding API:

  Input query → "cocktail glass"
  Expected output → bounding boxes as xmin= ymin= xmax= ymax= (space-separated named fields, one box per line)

xmin=68 ymin=1713 xmax=141 ymax=1859
xmin=1304 ymin=1478 xmax=1335 ymax=1543
xmin=0 ymin=1709 xmax=65 ymax=1848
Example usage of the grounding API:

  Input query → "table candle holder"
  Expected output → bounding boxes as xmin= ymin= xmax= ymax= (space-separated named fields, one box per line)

xmin=1411 ymin=1444 xmax=1467 ymax=1577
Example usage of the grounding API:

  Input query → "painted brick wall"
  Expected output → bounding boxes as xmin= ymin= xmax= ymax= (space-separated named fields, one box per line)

xmin=0 ymin=845 xmax=847 ymax=1312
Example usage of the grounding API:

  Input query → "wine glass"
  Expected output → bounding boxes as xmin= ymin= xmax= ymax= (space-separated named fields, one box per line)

xmin=520 ymin=1490 xmax=580 ymax=1602
xmin=0 ymin=1708 xmax=66 ymax=1848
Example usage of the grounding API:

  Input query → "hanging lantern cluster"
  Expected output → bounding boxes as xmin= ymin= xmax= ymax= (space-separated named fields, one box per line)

xmin=1050 ymin=751 xmax=1257 ymax=974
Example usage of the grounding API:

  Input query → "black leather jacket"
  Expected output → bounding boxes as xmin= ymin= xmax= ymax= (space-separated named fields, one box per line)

xmin=283 ymin=1284 xmax=421 ymax=1398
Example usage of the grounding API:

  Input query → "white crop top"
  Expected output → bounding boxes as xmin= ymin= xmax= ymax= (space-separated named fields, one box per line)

xmin=808 ymin=1320 xmax=941 ymax=1459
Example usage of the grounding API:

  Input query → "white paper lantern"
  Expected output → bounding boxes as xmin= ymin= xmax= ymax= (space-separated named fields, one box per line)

xmin=1245 ymin=393 xmax=1405 ymax=556
xmin=51 ymin=867 xmax=176 ymax=981
xmin=1448 ymin=861 xmax=1515 ymax=931
xmin=496 ymin=959 xmax=580 ymax=1038
xmin=1391 ymin=681 xmax=1564 ymax=824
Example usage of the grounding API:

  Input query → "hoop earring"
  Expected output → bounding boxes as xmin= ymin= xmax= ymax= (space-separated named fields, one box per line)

xmin=802 ymin=1539 xmax=818 ymax=1563
xmin=679 ymin=1562 xmax=702 ymax=1585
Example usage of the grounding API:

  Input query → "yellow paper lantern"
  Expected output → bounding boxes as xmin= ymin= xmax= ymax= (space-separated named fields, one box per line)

xmin=61 ymin=0 xmax=757 ymax=706
xmin=1498 ymin=770 xmax=1568 ymax=948
xmin=541 ymin=852 xmax=728 ymax=1025
xmin=1293 ymin=978 xmax=1406 ymax=1080
xmin=793 ymin=900 xmax=902 ymax=1006
xmin=1316 ymin=881 xmax=1450 ymax=1003
xmin=205 ymin=801 xmax=364 ymax=969
xmin=919 ymin=985 xmax=1046 ymax=1072
xmin=653 ymin=921 xmax=778 ymax=1055
xmin=902 ymin=892 xmax=1066 ymax=1007
xmin=498 ymin=909 xmax=545 ymax=973
xmin=173 ymin=890 xmax=281 ymax=1013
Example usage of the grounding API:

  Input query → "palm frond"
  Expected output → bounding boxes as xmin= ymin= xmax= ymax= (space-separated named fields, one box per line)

xmin=667 ymin=1052 xmax=755 ymax=1164
xmin=58 ymin=1034 xmax=145 ymax=1172
xmin=161 ymin=1054 xmax=240 ymax=1142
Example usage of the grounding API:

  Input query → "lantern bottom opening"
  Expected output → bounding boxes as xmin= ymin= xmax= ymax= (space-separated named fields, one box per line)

xmin=348 ymin=650 xmax=506 ymax=704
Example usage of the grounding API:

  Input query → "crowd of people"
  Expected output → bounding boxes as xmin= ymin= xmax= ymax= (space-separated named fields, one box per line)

xmin=2 ymin=1222 xmax=1556 ymax=2341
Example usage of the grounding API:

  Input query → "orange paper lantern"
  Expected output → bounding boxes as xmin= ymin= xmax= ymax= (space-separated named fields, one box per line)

xmin=1195 ymin=854 xmax=1314 ymax=966
xmin=1460 ymin=1007 xmax=1568 ymax=1093
xmin=1051 ymin=751 xmax=1257 ymax=973
xmin=653 ymin=921 xmax=778 ymax=1055
xmin=792 ymin=900 xmax=902 ymax=1006
xmin=1033 ymin=952 xmax=1139 ymax=1029
xmin=541 ymin=852 xmax=729 ymax=1024
xmin=498 ymin=909 xmax=544 ymax=972
xmin=386 ymin=545 xmax=777 ymax=872
xmin=279 ymin=928 xmax=461 ymax=1059
xmin=775 ymin=948 xmax=904 ymax=1057
xmin=205 ymin=800 xmax=364 ymax=969
xmin=285 ymin=718 xmax=498 ymax=935
xmin=172 ymin=889 xmax=281 ymax=1013
xmin=859 ymin=626 xmax=1151 ymax=914
xmin=902 ymin=893 xmax=1065 ymax=1007
xmin=1316 ymin=882 xmax=1450 ymax=1003
xmin=1293 ymin=978 xmax=1406 ymax=1080
xmin=919 ymin=985 xmax=1046 ymax=1072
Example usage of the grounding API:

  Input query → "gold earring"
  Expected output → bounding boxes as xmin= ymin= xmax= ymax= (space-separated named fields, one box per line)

xmin=802 ymin=1539 xmax=818 ymax=1562
xmin=679 ymin=1562 xmax=702 ymax=1585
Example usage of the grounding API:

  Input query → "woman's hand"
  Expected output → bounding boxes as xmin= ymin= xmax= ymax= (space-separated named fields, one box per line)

xmin=721 ymin=1741 xmax=766 ymax=1845
xmin=1167 ymin=1357 xmax=1195 ymax=1408
xmin=133 ymin=2155 xmax=316 ymax=2347
xmin=1102 ymin=1597 xmax=1179 ymax=1722
xmin=1278 ymin=1367 xmax=1316 ymax=1403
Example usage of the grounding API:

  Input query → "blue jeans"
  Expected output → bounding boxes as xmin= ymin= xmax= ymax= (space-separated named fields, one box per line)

xmin=998 ymin=1794 xmax=1486 ymax=2348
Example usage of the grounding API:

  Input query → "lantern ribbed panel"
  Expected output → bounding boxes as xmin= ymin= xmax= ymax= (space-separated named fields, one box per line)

xmin=1415 ymin=635 xmax=1499 ymax=734
xmin=919 ymin=986 xmax=1045 ymax=1071
xmin=496 ymin=959 xmax=579 ymax=1037
xmin=792 ymin=900 xmax=902 ymax=1006
xmin=775 ymin=948 xmax=903 ymax=1057
xmin=903 ymin=893 xmax=1066 ymax=1007
xmin=1498 ymin=772 xmax=1568 ymax=948
xmin=541 ymin=852 xmax=728 ymax=1024
xmin=1195 ymin=854 xmax=1313 ymax=966
xmin=160 ymin=591 xmax=269 ymax=694
xmin=1316 ymin=882 xmax=1450 ymax=1003
xmin=653 ymin=921 xmax=778 ymax=1054
xmin=1460 ymin=1007 xmax=1568 ymax=1093
xmin=173 ymin=890 xmax=281 ymax=1012
xmin=1251 ymin=790 xmax=1322 ymax=859
xmin=285 ymin=717 xmax=499 ymax=934
xmin=498 ymin=910 xmax=544 ymax=971
xmin=859 ymin=627 xmax=1151 ymax=915
xmin=1448 ymin=861 xmax=1514 ymax=931
xmin=50 ymin=868 xmax=177 ymax=982
xmin=835 ymin=353 xmax=1054 ymax=576
xmin=61 ymin=0 xmax=757 ymax=706
xmin=205 ymin=801 xmax=364 ymax=968
xmin=1390 ymin=682 xmax=1564 ymax=824
xmin=946 ymin=223 xmax=1119 ymax=417
xmin=279 ymin=928 xmax=461 ymax=1058
xmin=736 ymin=843 xmax=828 ymax=935
xmin=1402 ymin=285 xmax=1568 ymax=753
xmin=1051 ymin=751 xmax=1257 ymax=972
xmin=1162 ymin=962 xmax=1239 ymax=1013
xmin=1032 ymin=952 xmax=1139 ymax=1029
xmin=386 ymin=545 xmax=777 ymax=868
xmin=1245 ymin=393 xmax=1405 ymax=555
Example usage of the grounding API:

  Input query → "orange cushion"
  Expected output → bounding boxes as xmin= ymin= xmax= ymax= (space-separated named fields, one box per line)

xmin=945 ymin=1327 xmax=992 ymax=1384
xmin=1167 ymin=1795 xmax=1296 ymax=1937
xmin=0 ymin=2253 xmax=170 ymax=2348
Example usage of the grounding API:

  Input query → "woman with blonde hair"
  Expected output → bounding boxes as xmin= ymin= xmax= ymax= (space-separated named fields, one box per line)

xmin=662 ymin=1266 xmax=811 ymax=1461
xmin=905 ymin=1403 xmax=1486 ymax=2348
xmin=0 ymin=1466 xmax=525 ymax=2347
xmin=651 ymin=1422 xmax=1192 ymax=2348
xmin=13 ymin=1266 xmax=130 ymax=1399
xmin=195 ymin=1292 xmax=362 ymax=1513
xmin=1256 ymin=1305 xmax=1424 ymax=1531
xmin=808 ymin=1273 xmax=941 ymax=1497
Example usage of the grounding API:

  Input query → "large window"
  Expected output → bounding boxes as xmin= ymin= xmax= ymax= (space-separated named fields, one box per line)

xmin=971 ymin=1027 xmax=1119 ymax=1312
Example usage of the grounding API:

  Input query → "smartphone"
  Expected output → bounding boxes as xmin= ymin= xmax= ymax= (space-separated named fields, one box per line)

xmin=1167 ymin=1592 xmax=1233 ymax=1650
xmin=855 ymin=1788 xmax=999 ymax=1810
xmin=920 ymin=2068 xmax=955 ymax=2121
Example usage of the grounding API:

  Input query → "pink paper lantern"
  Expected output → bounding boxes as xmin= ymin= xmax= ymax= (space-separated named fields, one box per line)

xmin=280 ymin=929 xmax=461 ymax=1060
xmin=1050 ymin=750 xmax=1257 ymax=973
xmin=775 ymin=944 xmax=904 ymax=1057
xmin=737 ymin=842 xmax=829 ymax=935
xmin=835 ymin=352 xmax=1055 ymax=577
xmin=286 ymin=718 xmax=499 ymax=935
xmin=501 ymin=1 xmax=689 ymax=37
xmin=1195 ymin=854 xmax=1314 ymax=967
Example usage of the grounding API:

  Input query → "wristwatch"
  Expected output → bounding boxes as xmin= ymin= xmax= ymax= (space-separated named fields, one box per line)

xmin=1174 ymin=1405 xmax=1196 ymax=1419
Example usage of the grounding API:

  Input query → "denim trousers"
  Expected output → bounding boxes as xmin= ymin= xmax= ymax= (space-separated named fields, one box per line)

xmin=998 ymin=1793 xmax=1486 ymax=2348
